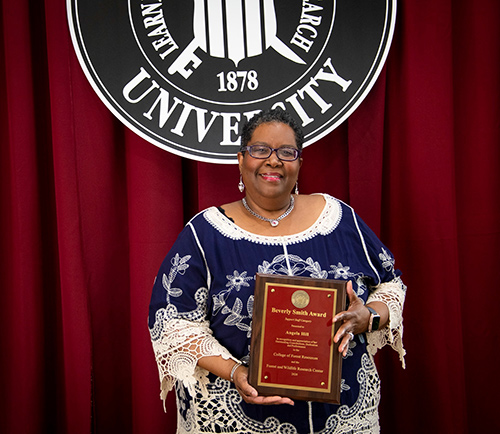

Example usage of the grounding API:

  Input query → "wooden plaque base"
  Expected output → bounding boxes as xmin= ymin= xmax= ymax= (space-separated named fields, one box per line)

xmin=249 ymin=274 xmax=347 ymax=403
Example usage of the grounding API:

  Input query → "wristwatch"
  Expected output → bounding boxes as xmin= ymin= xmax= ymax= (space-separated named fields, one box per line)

xmin=366 ymin=306 xmax=381 ymax=332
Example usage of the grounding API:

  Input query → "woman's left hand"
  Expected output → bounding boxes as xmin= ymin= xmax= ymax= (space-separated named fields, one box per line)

xmin=333 ymin=281 xmax=370 ymax=356
xmin=233 ymin=365 xmax=294 ymax=406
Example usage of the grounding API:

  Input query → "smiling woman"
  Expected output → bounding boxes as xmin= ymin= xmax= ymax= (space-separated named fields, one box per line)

xmin=228 ymin=108 xmax=313 ymax=235
xmin=148 ymin=108 xmax=407 ymax=433
xmin=238 ymin=121 xmax=301 ymax=213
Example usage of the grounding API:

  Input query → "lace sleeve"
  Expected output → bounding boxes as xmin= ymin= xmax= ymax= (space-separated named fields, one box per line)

xmin=366 ymin=277 xmax=407 ymax=368
xmin=150 ymin=312 xmax=238 ymax=408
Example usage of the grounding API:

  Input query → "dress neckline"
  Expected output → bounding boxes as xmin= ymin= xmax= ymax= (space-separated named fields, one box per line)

xmin=203 ymin=194 xmax=343 ymax=245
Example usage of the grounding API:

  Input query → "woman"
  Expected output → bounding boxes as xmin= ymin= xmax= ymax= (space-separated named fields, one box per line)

xmin=148 ymin=108 xmax=406 ymax=433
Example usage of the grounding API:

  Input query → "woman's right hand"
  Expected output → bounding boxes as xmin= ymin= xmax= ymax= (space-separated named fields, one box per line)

xmin=233 ymin=365 xmax=294 ymax=406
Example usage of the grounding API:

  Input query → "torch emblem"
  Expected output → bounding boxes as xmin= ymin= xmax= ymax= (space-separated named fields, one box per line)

xmin=168 ymin=0 xmax=305 ymax=79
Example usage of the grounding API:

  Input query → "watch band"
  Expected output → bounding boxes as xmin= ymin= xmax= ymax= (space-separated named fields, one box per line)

xmin=366 ymin=306 xmax=381 ymax=332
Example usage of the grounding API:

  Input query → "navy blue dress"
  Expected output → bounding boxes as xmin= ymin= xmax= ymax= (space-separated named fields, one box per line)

xmin=149 ymin=195 xmax=405 ymax=433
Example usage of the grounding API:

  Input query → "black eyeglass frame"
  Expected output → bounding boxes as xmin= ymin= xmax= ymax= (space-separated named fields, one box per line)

xmin=243 ymin=145 xmax=302 ymax=161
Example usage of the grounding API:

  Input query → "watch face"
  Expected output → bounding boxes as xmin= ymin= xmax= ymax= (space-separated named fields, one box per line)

xmin=372 ymin=315 xmax=381 ymax=331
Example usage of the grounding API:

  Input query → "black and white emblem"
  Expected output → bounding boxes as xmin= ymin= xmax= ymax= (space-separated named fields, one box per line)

xmin=67 ymin=0 xmax=396 ymax=163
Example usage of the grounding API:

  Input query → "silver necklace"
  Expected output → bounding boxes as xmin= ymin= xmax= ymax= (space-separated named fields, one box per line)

xmin=241 ymin=196 xmax=295 ymax=227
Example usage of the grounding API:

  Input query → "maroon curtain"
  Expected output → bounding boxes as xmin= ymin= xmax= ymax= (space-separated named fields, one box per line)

xmin=1 ymin=0 xmax=499 ymax=433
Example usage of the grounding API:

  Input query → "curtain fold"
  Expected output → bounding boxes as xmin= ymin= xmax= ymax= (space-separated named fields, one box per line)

xmin=453 ymin=2 xmax=500 ymax=432
xmin=1 ymin=0 xmax=57 ymax=432
xmin=381 ymin=2 xmax=468 ymax=431
xmin=1 ymin=0 xmax=499 ymax=433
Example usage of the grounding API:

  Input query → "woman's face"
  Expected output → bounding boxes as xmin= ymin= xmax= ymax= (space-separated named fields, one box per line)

xmin=237 ymin=122 xmax=302 ymax=203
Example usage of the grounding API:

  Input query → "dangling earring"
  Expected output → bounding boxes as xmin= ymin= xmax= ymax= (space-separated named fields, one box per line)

xmin=295 ymin=181 xmax=299 ymax=195
xmin=238 ymin=175 xmax=245 ymax=193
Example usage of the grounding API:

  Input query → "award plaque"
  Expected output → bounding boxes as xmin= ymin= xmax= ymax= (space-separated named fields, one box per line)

xmin=249 ymin=274 xmax=347 ymax=403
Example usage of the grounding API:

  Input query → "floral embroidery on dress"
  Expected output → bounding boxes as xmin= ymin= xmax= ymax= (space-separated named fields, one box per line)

xmin=162 ymin=253 xmax=191 ymax=302
xmin=343 ymin=340 xmax=356 ymax=360
xmin=340 ymin=379 xmax=350 ymax=392
xmin=328 ymin=263 xmax=369 ymax=297
xmin=257 ymin=254 xmax=329 ymax=278
xmin=226 ymin=270 xmax=253 ymax=291
xmin=329 ymin=262 xmax=354 ymax=280
xmin=212 ymin=270 xmax=254 ymax=314
xmin=222 ymin=297 xmax=253 ymax=338
xmin=379 ymin=248 xmax=395 ymax=272
xmin=304 ymin=257 xmax=329 ymax=279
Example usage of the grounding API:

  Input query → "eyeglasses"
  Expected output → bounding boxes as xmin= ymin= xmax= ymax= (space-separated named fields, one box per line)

xmin=244 ymin=145 xmax=301 ymax=161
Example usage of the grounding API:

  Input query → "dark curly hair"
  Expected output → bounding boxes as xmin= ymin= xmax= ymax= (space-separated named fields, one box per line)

xmin=239 ymin=107 xmax=304 ymax=152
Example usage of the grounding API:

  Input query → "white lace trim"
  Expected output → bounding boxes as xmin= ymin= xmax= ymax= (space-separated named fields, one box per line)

xmin=150 ymin=314 xmax=236 ymax=409
xmin=176 ymin=353 xmax=380 ymax=433
xmin=203 ymin=194 xmax=342 ymax=245
xmin=366 ymin=278 xmax=407 ymax=368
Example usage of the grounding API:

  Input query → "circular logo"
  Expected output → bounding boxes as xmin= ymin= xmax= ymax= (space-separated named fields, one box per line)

xmin=67 ymin=0 xmax=396 ymax=163
xmin=291 ymin=290 xmax=310 ymax=309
